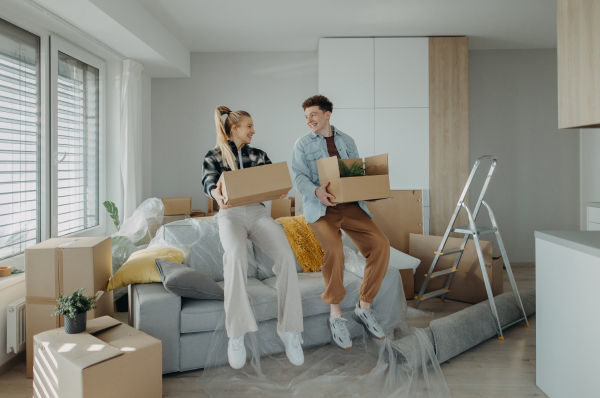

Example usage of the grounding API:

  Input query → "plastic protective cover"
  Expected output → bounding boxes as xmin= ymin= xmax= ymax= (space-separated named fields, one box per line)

xmin=110 ymin=198 xmax=164 ymax=300
xmin=145 ymin=213 xmax=449 ymax=397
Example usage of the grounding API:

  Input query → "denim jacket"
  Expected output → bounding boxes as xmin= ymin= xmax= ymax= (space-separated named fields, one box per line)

xmin=291 ymin=125 xmax=372 ymax=223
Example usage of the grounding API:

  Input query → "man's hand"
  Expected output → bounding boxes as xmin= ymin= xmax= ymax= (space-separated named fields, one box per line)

xmin=210 ymin=182 xmax=231 ymax=210
xmin=315 ymin=182 xmax=336 ymax=206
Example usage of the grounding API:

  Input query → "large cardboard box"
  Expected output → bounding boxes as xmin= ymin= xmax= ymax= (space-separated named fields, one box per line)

xmin=161 ymin=197 xmax=192 ymax=216
xmin=25 ymin=237 xmax=114 ymax=378
xmin=317 ymin=155 xmax=391 ymax=203
xmin=409 ymin=234 xmax=503 ymax=304
xmin=33 ymin=316 xmax=161 ymax=398
xmin=219 ymin=162 xmax=293 ymax=207
xmin=271 ymin=198 xmax=292 ymax=219
xmin=366 ymin=190 xmax=424 ymax=253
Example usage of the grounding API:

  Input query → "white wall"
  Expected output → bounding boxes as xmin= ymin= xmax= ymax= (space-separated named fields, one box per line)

xmin=141 ymin=72 xmax=152 ymax=201
xmin=151 ymin=52 xmax=318 ymax=212
xmin=469 ymin=49 xmax=580 ymax=262
xmin=580 ymin=129 xmax=600 ymax=228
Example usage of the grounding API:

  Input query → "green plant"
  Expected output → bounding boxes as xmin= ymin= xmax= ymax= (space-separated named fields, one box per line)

xmin=339 ymin=160 xmax=374 ymax=177
xmin=103 ymin=201 xmax=120 ymax=231
xmin=52 ymin=288 xmax=98 ymax=319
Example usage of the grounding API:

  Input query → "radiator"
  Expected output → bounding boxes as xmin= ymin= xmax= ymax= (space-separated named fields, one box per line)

xmin=7 ymin=297 xmax=26 ymax=354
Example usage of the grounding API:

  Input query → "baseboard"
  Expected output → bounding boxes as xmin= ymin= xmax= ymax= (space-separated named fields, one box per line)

xmin=0 ymin=351 xmax=25 ymax=377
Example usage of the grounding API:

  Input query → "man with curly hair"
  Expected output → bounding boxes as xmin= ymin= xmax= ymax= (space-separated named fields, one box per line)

xmin=291 ymin=95 xmax=390 ymax=350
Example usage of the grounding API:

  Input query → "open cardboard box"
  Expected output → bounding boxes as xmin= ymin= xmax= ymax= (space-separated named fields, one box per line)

xmin=218 ymin=162 xmax=292 ymax=207
xmin=317 ymin=154 xmax=391 ymax=203
xmin=33 ymin=316 xmax=161 ymax=398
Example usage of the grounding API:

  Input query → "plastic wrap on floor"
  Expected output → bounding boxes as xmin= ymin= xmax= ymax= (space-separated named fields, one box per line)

xmin=194 ymin=281 xmax=449 ymax=398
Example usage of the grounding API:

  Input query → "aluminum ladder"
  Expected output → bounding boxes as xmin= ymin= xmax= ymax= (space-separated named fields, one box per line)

xmin=414 ymin=155 xmax=529 ymax=339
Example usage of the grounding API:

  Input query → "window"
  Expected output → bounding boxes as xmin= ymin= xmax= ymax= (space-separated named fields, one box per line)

xmin=55 ymin=52 xmax=99 ymax=236
xmin=50 ymin=36 xmax=105 ymax=238
xmin=0 ymin=19 xmax=40 ymax=260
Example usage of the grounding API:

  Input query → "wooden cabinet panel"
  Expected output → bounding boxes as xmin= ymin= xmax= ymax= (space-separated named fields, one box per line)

xmin=375 ymin=38 xmax=429 ymax=108
xmin=330 ymin=109 xmax=375 ymax=158
xmin=429 ymin=37 xmax=469 ymax=236
xmin=318 ymin=38 xmax=374 ymax=108
xmin=558 ymin=0 xmax=600 ymax=128
xmin=375 ymin=108 xmax=429 ymax=190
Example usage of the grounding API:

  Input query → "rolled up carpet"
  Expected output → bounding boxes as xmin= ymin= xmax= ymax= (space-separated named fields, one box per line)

xmin=393 ymin=289 xmax=536 ymax=364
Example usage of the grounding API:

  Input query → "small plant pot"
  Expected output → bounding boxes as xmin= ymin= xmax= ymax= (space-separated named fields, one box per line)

xmin=0 ymin=267 xmax=12 ymax=277
xmin=65 ymin=312 xmax=87 ymax=334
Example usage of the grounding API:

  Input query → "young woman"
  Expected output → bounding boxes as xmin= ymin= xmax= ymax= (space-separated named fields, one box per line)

xmin=202 ymin=106 xmax=304 ymax=369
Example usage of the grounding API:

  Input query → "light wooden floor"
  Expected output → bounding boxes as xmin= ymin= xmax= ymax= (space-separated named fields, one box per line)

xmin=0 ymin=265 xmax=545 ymax=398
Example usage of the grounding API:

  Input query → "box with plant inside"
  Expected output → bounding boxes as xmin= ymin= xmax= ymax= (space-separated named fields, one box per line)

xmin=52 ymin=288 xmax=98 ymax=334
xmin=316 ymin=154 xmax=391 ymax=203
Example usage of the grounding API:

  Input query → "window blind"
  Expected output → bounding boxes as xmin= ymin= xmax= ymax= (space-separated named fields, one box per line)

xmin=56 ymin=52 xmax=99 ymax=236
xmin=0 ymin=19 xmax=40 ymax=260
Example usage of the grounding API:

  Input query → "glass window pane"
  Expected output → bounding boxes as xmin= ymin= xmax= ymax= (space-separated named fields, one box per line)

xmin=0 ymin=18 xmax=40 ymax=260
xmin=56 ymin=52 xmax=99 ymax=236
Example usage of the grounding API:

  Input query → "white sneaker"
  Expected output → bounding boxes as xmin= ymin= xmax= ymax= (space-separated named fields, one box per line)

xmin=277 ymin=330 xmax=305 ymax=366
xmin=352 ymin=303 xmax=385 ymax=340
xmin=326 ymin=317 xmax=352 ymax=350
xmin=228 ymin=334 xmax=246 ymax=369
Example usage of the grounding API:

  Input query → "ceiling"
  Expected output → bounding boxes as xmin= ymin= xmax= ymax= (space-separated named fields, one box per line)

xmin=137 ymin=0 xmax=558 ymax=52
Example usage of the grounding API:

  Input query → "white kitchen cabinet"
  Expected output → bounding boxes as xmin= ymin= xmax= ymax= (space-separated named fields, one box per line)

xmin=330 ymin=109 xmax=375 ymax=158
xmin=374 ymin=108 xmax=429 ymax=190
xmin=375 ymin=38 xmax=429 ymax=108
xmin=587 ymin=203 xmax=600 ymax=230
xmin=318 ymin=38 xmax=374 ymax=109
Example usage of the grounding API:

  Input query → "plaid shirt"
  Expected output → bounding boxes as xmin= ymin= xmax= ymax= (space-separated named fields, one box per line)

xmin=202 ymin=140 xmax=272 ymax=198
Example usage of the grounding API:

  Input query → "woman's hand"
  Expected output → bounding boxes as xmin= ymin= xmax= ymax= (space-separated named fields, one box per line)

xmin=211 ymin=182 xmax=231 ymax=210
xmin=279 ymin=193 xmax=288 ymax=199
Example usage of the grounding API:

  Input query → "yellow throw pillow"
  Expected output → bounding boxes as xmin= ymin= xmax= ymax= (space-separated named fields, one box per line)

xmin=106 ymin=247 xmax=185 ymax=291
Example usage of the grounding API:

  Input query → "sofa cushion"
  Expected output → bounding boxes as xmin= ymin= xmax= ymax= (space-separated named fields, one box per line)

xmin=155 ymin=259 xmax=224 ymax=300
xmin=154 ymin=218 xmax=258 ymax=282
xmin=262 ymin=271 xmax=362 ymax=318
xmin=180 ymin=278 xmax=277 ymax=334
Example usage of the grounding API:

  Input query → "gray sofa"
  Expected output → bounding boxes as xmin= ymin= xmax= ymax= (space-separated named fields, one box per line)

xmin=130 ymin=218 xmax=402 ymax=374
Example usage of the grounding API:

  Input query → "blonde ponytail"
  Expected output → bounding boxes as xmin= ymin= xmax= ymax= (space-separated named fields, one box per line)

xmin=213 ymin=106 xmax=252 ymax=171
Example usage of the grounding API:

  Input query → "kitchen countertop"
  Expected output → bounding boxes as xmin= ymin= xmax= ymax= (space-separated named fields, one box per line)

xmin=535 ymin=231 xmax=600 ymax=258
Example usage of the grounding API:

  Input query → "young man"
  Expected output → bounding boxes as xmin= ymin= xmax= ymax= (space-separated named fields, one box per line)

xmin=291 ymin=95 xmax=390 ymax=350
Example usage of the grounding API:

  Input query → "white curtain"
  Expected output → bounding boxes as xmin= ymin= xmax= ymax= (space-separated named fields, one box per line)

xmin=120 ymin=59 xmax=144 ymax=219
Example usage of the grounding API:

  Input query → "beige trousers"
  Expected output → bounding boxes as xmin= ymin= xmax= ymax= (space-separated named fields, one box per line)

xmin=218 ymin=203 xmax=304 ymax=338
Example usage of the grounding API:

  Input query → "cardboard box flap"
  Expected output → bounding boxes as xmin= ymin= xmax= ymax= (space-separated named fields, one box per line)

xmin=365 ymin=154 xmax=388 ymax=175
xmin=37 ymin=329 xmax=123 ymax=370
xmin=27 ymin=237 xmax=108 ymax=250
xmin=317 ymin=156 xmax=343 ymax=181
xmin=85 ymin=316 xmax=121 ymax=334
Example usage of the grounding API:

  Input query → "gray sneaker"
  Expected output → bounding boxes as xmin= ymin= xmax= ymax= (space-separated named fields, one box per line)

xmin=326 ymin=317 xmax=352 ymax=350
xmin=352 ymin=303 xmax=385 ymax=340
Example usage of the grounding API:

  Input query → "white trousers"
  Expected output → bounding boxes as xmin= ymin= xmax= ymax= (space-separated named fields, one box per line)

xmin=217 ymin=203 xmax=304 ymax=338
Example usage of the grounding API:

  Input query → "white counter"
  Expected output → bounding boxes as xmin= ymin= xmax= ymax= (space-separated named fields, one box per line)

xmin=535 ymin=231 xmax=600 ymax=398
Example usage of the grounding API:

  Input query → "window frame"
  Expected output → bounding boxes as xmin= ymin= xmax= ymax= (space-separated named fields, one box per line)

xmin=49 ymin=35 xmax=106 ymax=238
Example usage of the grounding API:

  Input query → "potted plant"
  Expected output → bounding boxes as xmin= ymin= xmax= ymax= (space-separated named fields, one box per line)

xmin=52 ymin=288 xmax=98 ymax=334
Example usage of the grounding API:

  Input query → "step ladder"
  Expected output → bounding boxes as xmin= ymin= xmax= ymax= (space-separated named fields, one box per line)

xmin=414 ymin=155 xmax=529 ymax=339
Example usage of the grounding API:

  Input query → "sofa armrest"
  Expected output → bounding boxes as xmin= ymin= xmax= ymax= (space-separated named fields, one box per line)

xmin=131 ymin=283 xmax=181 ymax=373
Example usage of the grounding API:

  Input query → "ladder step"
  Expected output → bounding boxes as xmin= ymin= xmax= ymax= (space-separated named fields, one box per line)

xmin=417 ymin=289 xmax=450 ymax=301
xmin=434 ymin=247 xmax=465 ymax=256
xmin=451 ymin=225 xmax=497 ymax=235
xmin=426 ymin=268 xmax=458 ymax=279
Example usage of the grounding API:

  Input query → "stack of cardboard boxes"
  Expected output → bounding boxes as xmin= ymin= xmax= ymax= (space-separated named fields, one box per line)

xmin=25 ymin=237 xmax=114 ymax=378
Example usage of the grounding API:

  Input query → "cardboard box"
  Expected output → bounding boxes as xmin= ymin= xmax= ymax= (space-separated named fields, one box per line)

xmin=271 ymin=198 xmax=292 ymax=219
xmin=207 ymin=211 xmax=218 ymax=217
xmin=191 ymin=209 xmax=206 ymax=218
xmin=161 ymin=197 xmax=192 ymax=216
xmin=317 ymin=154 xmax=391 ymax=203
xmin=195 ymin=216 xmax=214 ymax=221
xmin=149 ymin=214 xmax=190 ymax=238
xmin=409 ymin=234 xmax=503 ymax=304
xmin=399 ymin=269 xmax=414 ymax=300
xmin=366 ymin=190 xmax=424 ymax=253
xmin=219 ymin=162 xmax=292 ymax=207
xmin=25 ymin=237 xmax=114 ymax=378
xmin=33 ymin=316 xmax=161 ymax=398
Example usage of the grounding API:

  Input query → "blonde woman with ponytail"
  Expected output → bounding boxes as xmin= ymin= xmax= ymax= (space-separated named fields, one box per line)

xmin=202 ymin=106 xmax=304 ymax=370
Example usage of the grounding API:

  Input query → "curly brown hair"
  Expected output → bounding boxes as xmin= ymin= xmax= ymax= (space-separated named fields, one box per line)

xmin=302 ymin=95 xmax=333 ymax=113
